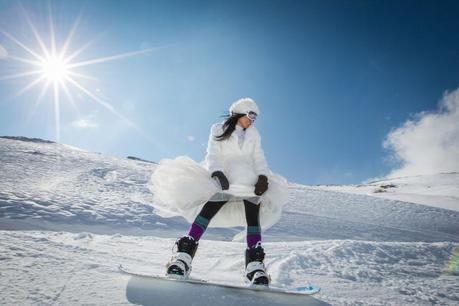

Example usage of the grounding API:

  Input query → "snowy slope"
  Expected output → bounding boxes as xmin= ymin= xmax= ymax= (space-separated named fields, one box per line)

xmin=309 ymin=173 xmax=459 ymax=212
xmin=1 ymin=137 xmax=457 ymax=242
xmin=0 ymin=136 xmax=244 ymax=239
xmin=1 ymin=137 xmax=458 ymax=305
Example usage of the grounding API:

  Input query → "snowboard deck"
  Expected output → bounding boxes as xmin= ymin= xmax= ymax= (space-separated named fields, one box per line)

xmin=119 ymin=264 xmax=325 ymax=306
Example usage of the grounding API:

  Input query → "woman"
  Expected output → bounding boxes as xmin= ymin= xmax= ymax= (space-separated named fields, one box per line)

xmin=150 ymin=98 xmax=288 ymax=286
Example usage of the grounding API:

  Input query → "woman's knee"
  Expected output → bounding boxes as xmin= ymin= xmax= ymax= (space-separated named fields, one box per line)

xmin=244 ymin=200 xmax=260 ymax=225
xmin=199 ymin=200 xmax=227 ymax=219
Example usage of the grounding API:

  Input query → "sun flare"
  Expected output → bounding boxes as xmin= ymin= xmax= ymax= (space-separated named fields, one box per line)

xmin=40 ymin=56 xmax=69 ymax=82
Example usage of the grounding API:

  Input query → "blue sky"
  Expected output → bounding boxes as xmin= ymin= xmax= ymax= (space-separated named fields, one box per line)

xmin=1 ymin=0 xmax=459 ymax=185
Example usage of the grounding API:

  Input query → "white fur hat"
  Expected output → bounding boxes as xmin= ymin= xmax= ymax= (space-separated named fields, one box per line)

xmin=229 ymin=98 xmax=260 ymax=116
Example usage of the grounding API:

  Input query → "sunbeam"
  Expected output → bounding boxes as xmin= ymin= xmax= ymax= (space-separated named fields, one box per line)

xmin=0 ymin=70 xmax=42 ymax=81
xmin=67 ymin=47 xmax=160 ymax=69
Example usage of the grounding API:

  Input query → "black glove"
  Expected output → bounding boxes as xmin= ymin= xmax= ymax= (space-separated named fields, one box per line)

xmin=254 ymin=175 xmax=268 ymax=196
xmin=211 ymin=171 xmax=230 ymax=190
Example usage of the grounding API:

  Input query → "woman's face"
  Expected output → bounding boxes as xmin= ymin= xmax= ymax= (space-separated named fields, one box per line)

xmin=237 ymin=115 xmax=253 ymax=129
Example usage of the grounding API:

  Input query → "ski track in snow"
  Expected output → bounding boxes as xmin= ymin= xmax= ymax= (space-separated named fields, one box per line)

xmin=1 ymin=137 xmax=458 ymax=305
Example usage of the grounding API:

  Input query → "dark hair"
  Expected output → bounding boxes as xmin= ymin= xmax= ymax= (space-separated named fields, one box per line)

xmin=215 ymin=112 xmax=246 ymax=141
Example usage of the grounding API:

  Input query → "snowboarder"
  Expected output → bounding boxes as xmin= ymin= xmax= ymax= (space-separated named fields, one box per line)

xmin=149 ymin=98 xmax=288 ymax=286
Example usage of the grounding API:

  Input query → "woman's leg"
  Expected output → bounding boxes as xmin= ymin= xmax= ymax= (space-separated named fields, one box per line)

xmin=168 ymin=200 xmax=228 ymax=276
xmin=243 ymin=199 xmax=261 ymax=248
xmin=187 ymin=200 xmax=227 ymax=241
xmin=243 ymin=199 xmax=269 ymax=285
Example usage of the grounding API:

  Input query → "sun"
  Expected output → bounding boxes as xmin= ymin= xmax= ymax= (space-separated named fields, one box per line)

xmin=40 ymin=55 xmax=69 ymax=82
xmin=0 ymin=6 xmax=160 ymax=144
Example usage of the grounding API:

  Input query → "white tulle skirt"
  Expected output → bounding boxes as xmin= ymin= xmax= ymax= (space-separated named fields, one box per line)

xmin=149 ymin=155 xmax=288 ymax=232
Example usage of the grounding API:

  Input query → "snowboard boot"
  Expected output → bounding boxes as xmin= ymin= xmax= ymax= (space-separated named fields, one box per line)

xmin=245 ymin=242 xmax=270 ymax=286
xmin=166 ymin=235 xmax=198 ymax=279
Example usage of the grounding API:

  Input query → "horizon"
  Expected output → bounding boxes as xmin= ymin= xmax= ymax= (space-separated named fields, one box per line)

xmin=2 ymin=133 xmax=459 ymax=187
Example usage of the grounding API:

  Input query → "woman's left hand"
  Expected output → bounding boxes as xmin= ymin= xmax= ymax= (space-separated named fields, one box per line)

xmin=254 ymin=175 xmax=269 ymax=195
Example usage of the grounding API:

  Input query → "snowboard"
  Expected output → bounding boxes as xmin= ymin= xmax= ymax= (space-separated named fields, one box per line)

xmin=119 ymin=264 xmax=326 ymax=306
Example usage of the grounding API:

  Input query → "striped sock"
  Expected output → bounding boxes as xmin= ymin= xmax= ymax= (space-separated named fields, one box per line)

xmin=187 ymin=215 xmax=210 ymax=242
xmin=247 ymin=225 xmax=261 ymax=248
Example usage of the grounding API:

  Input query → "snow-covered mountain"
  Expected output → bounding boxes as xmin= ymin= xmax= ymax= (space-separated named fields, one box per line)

xmin=310 ymin=173 xmax=459 ymax=212
xmin=1 ymin=136 xmax=458 ymax=305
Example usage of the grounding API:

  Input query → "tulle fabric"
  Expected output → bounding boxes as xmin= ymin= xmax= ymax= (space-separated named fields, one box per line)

xmin=149 ymin=155 xmax=288 ymax=231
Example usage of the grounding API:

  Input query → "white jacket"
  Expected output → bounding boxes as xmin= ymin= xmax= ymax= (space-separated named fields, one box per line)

xmin=205 ymin=122 xmax=270 ymax=187
xmin=149 ymin=121 xmax=288 ymax=233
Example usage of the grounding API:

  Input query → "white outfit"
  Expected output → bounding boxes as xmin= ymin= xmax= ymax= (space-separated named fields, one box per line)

xmin=149 ymin=121 xmax=288 ymax=232
xmin=234 ymin=124 xmax=245 ymax=149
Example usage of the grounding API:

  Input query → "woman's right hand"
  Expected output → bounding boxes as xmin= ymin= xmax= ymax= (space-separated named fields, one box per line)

xmin=254 ymin=174 xmax=269 ymax=195
xmin=211 ymin=171 xmax=230 ymax=190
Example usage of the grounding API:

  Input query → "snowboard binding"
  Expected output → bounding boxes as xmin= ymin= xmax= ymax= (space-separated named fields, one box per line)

xmin=245 ymin=242 xmax=270 ymax=287
xmin=166 ymin=235 xmax=198 ymax=279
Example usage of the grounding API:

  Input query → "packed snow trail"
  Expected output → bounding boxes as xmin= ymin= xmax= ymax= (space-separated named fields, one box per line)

xmin=1 ymin=231 xmax=458 ymax=305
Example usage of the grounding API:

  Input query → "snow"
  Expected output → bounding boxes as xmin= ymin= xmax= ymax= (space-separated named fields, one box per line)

xmin=1 ymin=136 xmax=458 ymax=305
xmin=308 ymin=173 xmax=459 ymax=212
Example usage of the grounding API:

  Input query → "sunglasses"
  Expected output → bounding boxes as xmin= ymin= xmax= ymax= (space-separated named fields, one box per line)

xmin=246 ymin=111 xmax=258 ymax=122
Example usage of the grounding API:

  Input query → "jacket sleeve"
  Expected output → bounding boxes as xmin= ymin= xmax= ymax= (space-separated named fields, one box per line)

xmin=253 ymin=132 xmax=270 ymax=177
xmin=205 ymin=124 xmax=224 ymax=174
